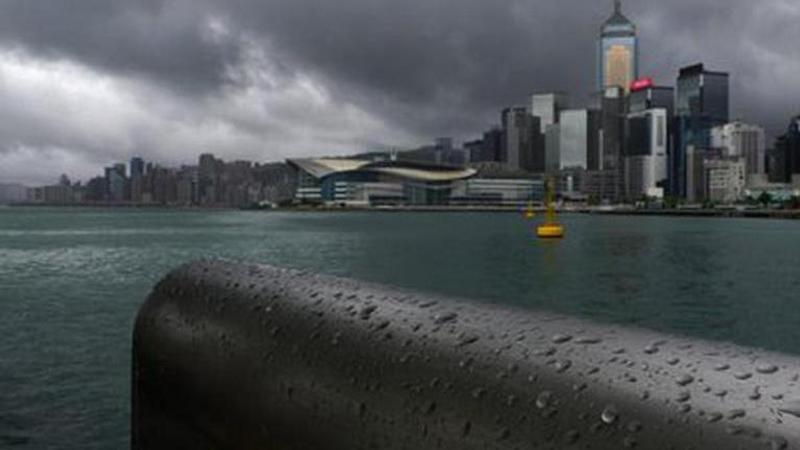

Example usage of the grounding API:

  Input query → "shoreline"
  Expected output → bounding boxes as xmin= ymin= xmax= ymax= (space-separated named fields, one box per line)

xmin=4 ymin=203 xmax=800 ymax=219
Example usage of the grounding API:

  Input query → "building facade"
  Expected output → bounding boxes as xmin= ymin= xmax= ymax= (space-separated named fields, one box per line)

xmin=624 ymin=108 xmax=669 ymax=199
xmin=559 ymin=109 xmax=601 ymax=170
xmin=711 ymin=121 xmax=766 ymax=185
xmin=501 ymin=107 xmax=542 ymax=172
xmin=773 ymin=116 xmax=800 ymax=184
xmin=597 ymin=0 xmax=638 ymax=93
xmin=673 ymin=64 xmax=730 ymax=198
xmin=705 ymin=157 xmax=746 ymax=203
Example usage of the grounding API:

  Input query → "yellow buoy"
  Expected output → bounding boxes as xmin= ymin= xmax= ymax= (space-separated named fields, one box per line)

xmin=536 ymin=178 xmax=564 ymax=239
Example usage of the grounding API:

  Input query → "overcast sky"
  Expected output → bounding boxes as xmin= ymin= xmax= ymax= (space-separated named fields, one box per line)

xmin=0 ymin=0 xmax=797 ymax=185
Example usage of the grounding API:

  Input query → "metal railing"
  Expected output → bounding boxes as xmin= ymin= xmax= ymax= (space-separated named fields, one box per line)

xmin=132 ymin=260 xmax=800 ymax=449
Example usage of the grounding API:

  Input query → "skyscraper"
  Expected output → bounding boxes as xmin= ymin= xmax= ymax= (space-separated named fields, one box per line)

xmin=559 ymin=109 xmax=601 ymax=170
xmin=774 ymin=116 xmax=800 ymax=184
xmin=501 ymin=107 xmax=542 ymax=172
xmin=672 ymin=63 xmax=730 ymax=198
xmin=531 ymin=93 xmax=569 ymax=134
xmin=598 ymin=0 xmax=638 ymax=93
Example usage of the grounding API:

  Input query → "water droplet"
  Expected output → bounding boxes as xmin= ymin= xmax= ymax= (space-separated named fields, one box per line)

xmin=576 ymin=337 xmax=602 ymax=344
xmin=714 ymin=364 xmax=730 ymax=371
xmin=555 ymin=360 xmax=572 ymax=373
xmin=644 ymin=345 xmax=659 ymax=355
xmin=707 ymin=412 xmax=723 ymax=423
xmin=756 ymin=364 xmax=779 ymax=375
xmin=536 ymin=391 xmax=552 ymax=409
xmin=676 ymin=391 xmax=691 ymax=403
xmin=601 ymin=405 xmax=619 ymax=425
xmin=676 ymin=374 xmax=695 ymax=386
xmin=434 ymin=312 xmax=458 ymax=324
xmin=471 ymin=388 xmax=486 ymax=399
xmin=667 ymin=357 xmax=680 ymax=366
xmin=457 ymin=334 xmax=480 ymax=347
xmin=359 ymin=305 xmax=377 ymax=319
xmin=627 ymin=421 xmax=643 ymax=433
xmin=778 ymin=400 xmax=800 ymax=418
xmin=734 ymin=372 xmax=753 ymax=380
xmin=552 ymin=334 xmax=572 ymax=344
xmin=728 ymin=409 xmax=746 ymax=420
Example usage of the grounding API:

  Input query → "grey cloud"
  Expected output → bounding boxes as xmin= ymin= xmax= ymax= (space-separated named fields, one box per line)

xmin=0 ymin=0 xmax=798 ymax=184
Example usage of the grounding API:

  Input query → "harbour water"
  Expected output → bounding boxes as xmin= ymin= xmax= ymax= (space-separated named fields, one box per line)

xmin=1 ymin=208 xmax=799 ymax=449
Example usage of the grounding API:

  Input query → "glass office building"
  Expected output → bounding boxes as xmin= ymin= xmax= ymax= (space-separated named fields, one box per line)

xmin=597 ymin=1 xmax=638 ymax=93
xmin=672 ymin=64 xmax=730 ymax=197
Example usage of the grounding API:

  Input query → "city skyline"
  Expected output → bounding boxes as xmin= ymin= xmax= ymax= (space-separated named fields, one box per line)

xmin=0 ymin=0 xmax=798 ymax=185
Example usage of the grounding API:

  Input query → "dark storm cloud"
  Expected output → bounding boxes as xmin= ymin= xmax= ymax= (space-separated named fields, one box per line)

xmin=0 ymin=0 xmax=242 ymax=93
xmin=0 ymin=0 xmax=798 ymax=184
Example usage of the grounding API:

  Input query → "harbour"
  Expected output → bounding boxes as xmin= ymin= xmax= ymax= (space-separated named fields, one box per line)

xmin=2 ymin=208 xmax=800 ymax=448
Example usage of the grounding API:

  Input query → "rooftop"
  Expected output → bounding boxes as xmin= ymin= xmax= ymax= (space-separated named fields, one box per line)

xmin=601 ymin=0 xmax=636 ymax=37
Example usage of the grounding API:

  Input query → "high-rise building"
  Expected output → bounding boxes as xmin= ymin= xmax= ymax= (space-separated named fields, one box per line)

xmin=672 ymin=63 xmax=730 ymax=198
xmin=532 ymin=93 xmax=569 ymax=174
xmin=628 ymin=79 xmax=674 ymax=117
xmin=624 ymin=108 xmax=669 ymax=199
xmin=773 ymin=116 xmax=800 ymax=184
xmin=545 ymin=124 xmax=561 ymax=173
xmin=711 ymin=121 xmax=766 ymax=184
xmin=130 ymin=157 xmax=145 ymax=178
xmin=104 ymin=164 xmax=126 ymax=203
xmin=501 ymin=107 xmax=541 ymax=171
xmin=559 ymin=109 xmax=601 ymax=170
xmin=531 ymin=93 xmax=569 ymax=134
xmin=598 ymin=0 xmax=638 ymax=93
xmin=704 ymin=157 xmax=746 ymax=203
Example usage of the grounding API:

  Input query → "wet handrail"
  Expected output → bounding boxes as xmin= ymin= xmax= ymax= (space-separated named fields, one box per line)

xmin=132 ymin=260 xmax=800 ymax=449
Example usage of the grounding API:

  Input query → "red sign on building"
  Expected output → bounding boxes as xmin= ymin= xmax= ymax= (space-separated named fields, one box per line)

xmin=630 ymin=77 xmax=654 ymax=92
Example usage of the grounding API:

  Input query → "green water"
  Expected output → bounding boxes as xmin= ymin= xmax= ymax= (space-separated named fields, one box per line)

xmin=1 ymin=207 xmax=799 ymax=448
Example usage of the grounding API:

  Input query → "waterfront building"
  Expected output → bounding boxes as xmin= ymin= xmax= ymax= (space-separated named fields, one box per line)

xmin=673 ymin=63 xmax=730 ymax=198
xmin=104 ymin=164 xmax=126 ymax=203
xmin=628 ymin=79 xmax=674 ymax=116
xmin=704 ymin=156 xmax=746 ymax=204
xmin=582 ymin=170 xmax=619 ymax=202
xmin=130 ymin=157 xmax=146 ymax=203
xmin=130 ymin=157 xmax=145 ymax=178
xmin=532 ymin=94 xmax=568 ymax=174
xmin=625 ymin=108 xmax=668 ymax=199
xmin=599 ymin=86 xmax=626 ymax=200
xmin=0 ymin=183 xmax=27 ymax=204
xmin=772 ymin=116 xmax=800 ymax=185
xmin=597 ymin=0 xmax=638 ymax=93
xmin=501 ymin=107 xmax=542 ymax=172
xmin=545 ymin=124 xmax=561 ymax=173
xmin=531 ymin=93 xmax=569 ymax=134
xmin=465 ymin=128 xmax=504 ymax=164
xmin=559 ymin=109 xmax=601 ymax=170
xmin=288 ymin=158 xmax=477 ymax=206
xmin=450 ymin=177 xmax=545 ymax=206
xmin=711 ymin=121 xmax=766 ymax=185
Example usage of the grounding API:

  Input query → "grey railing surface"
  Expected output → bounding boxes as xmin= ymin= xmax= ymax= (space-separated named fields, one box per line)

xmin=132 ymin=260 xmax=800 ymax=449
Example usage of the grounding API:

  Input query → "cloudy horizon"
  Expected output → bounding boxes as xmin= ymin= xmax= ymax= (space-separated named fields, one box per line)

xmin=0 ymin=0 xmax=798 ymax=186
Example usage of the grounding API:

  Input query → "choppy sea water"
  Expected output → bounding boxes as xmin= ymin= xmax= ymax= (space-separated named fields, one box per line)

xmin=1 ymin=208 xmax=799 ymax=448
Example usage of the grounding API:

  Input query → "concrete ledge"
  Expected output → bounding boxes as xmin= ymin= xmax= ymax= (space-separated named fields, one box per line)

xmin=133 ymin=260 xmax=800 ymax=449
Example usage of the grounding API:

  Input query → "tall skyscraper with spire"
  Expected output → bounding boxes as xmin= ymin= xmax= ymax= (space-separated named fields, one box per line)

xmin=597 ymin=0 xmax=638 ymax=93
